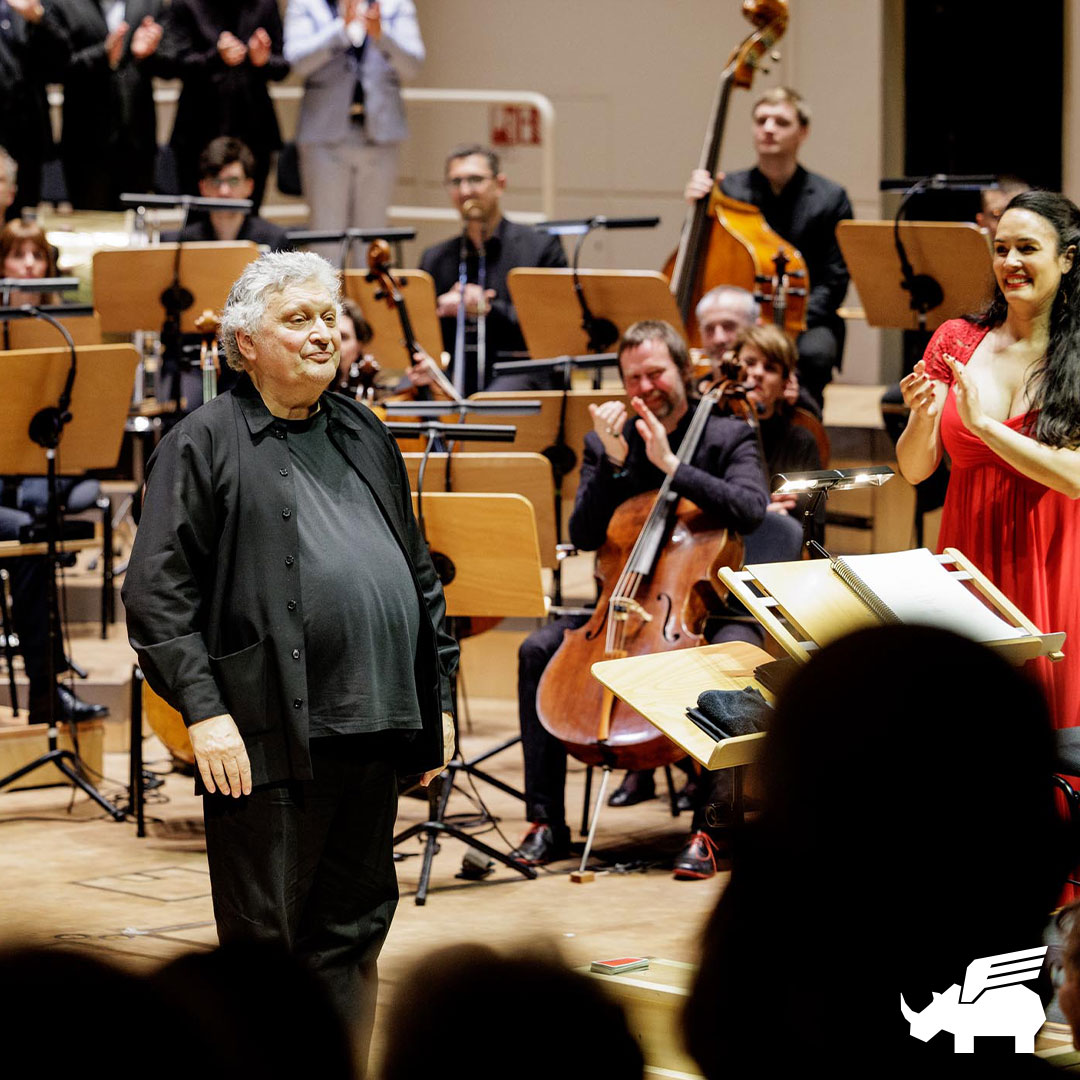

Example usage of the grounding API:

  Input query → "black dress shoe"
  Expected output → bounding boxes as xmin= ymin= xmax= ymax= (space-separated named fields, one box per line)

xmin=510 ymin=823 xmax=571 ymax=866
xmin=675 ymin=777 xmax=701 ymax=813
xmin=30 ymin=686 xmax=110 ymax=725
xmin=607 ymin=769 xmax=656 ymax=807
xmin=672 ymin=830 xmax=723 ymax=880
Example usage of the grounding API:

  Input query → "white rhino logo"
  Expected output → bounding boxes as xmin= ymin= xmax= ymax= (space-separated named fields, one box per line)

xmin=900 ymin=946 xmax=1048 ymax=1053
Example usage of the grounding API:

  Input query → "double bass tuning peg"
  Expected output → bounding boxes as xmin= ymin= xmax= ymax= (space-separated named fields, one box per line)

xmin=771 ymin=50 xmax=781 ymax=61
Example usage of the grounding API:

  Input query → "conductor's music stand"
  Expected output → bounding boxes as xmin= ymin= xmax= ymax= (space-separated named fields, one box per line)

xmin=392 ymin=491 xmax=548 ymax=905
xmin=0 ymin=343 xmax=138 ymax=814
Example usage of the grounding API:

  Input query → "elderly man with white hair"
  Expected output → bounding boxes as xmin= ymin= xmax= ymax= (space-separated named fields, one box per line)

xmin=123 ymin=250 xmax=456 ymax=1060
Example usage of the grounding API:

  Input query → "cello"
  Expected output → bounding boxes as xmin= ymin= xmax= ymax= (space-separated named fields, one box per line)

xmin=665 ymin=0 xmax=809 ymax=345
xmin=535 ymin=377 xmax=747 ymax=773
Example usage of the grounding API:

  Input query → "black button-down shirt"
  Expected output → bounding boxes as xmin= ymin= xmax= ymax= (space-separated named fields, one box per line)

xmin=123 ymin=375 xmax=457 ymax=787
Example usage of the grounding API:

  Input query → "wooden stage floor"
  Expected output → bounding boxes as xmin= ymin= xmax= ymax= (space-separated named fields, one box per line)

xmin=0 ymin=683 xmax=728 ymax=1070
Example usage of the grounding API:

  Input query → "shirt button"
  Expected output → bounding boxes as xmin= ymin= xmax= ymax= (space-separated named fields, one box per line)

xmin=287 ymin=599 xmax=297 ymax=611
xmin=293 ymin=698 xmax=303 ymax=709
xmin=285 ymin=555 xmax=294 ymax=567
xmin=280 ymin=468 xmax=289 ymax=477
xmin=292 ymin=649 xmax=300 ymax=660
xmin=282 ymin=507 xmax=291 ymax=519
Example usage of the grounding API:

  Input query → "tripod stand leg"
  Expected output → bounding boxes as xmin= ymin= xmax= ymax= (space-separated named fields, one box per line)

xmin=413 ymin=770 xmax=454 ymax=907
xmin=571 ymin=765 xmax=612 ymax=883
xmin=0 ymin=746 xmax=124 ymax=820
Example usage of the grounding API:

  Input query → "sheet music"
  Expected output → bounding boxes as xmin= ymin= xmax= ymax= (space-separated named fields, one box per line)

xmin=836 ymin=549 xmax=1022 ymax=643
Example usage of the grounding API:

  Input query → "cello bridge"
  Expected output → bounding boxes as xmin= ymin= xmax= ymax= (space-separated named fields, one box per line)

xmin=612 ymin=598 xmax=652 ymax=623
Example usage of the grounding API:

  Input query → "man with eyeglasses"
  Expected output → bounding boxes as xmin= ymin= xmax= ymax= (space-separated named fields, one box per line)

xmin=413 ymin=143 xmax=567 ymax=396
xmin=171 ymin=137 xmax=290 ymax=252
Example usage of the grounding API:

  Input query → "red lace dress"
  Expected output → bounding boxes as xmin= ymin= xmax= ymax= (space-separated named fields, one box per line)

xmin=923 ymin=318 xmax=1080 ymax=731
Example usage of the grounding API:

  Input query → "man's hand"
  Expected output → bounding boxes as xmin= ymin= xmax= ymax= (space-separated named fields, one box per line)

xmin=685 ymin=168 xmax=723 ymax=204
xmin=632 ymin=396 xmax=678 ymax=475
xmin=130 ymin=16 xmax=163 ymax=59
xmin=406 ymin=348 xmax=437 ymax=388
xmin=188 ymin=713 xmax=252 ymax=797
xmin=588 ymin=400 xmax=629 ymax=466
xmin=421 ymin=710 xmax=456 ymax=787
xmin=105 ymin=22 xmax=129 ymax=68
xmin=217 ymin=30 xmax=247 ymax=66
xmin=363 ymin=0 xmax=382 ymax=41
xmin=6 ymin=0 xmax=45 ymax=24
xmin=767 ymin=491 xmax=797 ymax=514
xmin=247 ymin=26 xmax=271 ymax=67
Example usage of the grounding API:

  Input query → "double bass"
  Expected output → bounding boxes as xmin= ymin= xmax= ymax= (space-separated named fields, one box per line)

xmin=665 ymin=0 xmax=809 ymax=345
xmin=535 ymin=378 xmax=746 ymax=772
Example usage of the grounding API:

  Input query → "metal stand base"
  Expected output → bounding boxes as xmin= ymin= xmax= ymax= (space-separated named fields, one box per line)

xmin=394 ymin=763 xmax=536 ymax=906
xmin=0 ymin=737 xmax=124 ymax=820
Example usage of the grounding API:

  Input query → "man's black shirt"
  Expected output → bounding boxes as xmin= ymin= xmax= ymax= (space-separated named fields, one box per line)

xmin=418 ymin=216 xmax=566 ymax=392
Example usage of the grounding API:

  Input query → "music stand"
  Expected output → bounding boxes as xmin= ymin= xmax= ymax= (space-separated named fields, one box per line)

xmin=836 ymin=221 xmax=994 ymax=333
xmin=508 ymin=268 xmax=688 ymax=361
xmin=0 ymin=344 xmax=138 ymax=814
xmin=460 ymin=388 xmax=630 ymax=548
xmin=92 ymin=242 xmax=260 ymax=335
xmin=393 ymin=491 xmax=547 ymax=905
xmin=400 ymin=452 xmax=558 ymax=567
xmin=342 ymin=268 xmax=443 ymax=372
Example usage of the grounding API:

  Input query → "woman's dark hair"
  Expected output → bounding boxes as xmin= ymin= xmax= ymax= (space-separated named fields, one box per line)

xmin=968 ymin=189 xmax=1080 ymax=448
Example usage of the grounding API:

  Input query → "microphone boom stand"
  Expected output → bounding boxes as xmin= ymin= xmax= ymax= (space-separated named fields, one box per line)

xmin=0 ymin=307 xmax=124 ymax=818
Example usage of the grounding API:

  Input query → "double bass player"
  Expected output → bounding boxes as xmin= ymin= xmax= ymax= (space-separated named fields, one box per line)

xmin=512 ymin=320 xmax=768 ymax=878
xmin=686 ymin=87 xmax=853 ymax=408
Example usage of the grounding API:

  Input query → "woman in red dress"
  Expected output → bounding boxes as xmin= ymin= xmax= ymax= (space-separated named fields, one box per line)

xmin=897 ymin=190 xmax=1080 ymax=730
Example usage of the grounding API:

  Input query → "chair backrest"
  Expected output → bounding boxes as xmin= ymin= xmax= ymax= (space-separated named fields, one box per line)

xmin=791 ymin=407 xmax=830 ymax=467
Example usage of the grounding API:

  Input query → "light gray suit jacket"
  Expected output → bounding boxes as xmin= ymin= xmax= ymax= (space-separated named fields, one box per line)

xmin=283 ymin=0 xmax=423 ymax=146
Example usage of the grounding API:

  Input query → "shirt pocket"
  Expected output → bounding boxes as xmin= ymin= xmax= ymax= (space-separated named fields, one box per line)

xmin=208 ymin=637 xmax=276 ymax=736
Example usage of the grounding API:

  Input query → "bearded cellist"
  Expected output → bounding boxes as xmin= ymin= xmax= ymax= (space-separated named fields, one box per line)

xmin=511 ymin=320 xmax=768 ymax=880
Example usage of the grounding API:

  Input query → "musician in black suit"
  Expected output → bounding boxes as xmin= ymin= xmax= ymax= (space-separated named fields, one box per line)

xmin=0 ymin=0 xmax=67 ymax=218
xmin=50 ymin=0 xmax=164 ymax=209
xmin=686 ymin=87 xmax=853 ymax=408
xmin=510 ymin=320 xmax=767 ymax=873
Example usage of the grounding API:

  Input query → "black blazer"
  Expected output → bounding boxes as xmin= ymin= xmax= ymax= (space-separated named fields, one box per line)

xmin=50 ymin=0 xmax=164 ymax=203
xmin=156 ymin=0 xmax=288 ymax=156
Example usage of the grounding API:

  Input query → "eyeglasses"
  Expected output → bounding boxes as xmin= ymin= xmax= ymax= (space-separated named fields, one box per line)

xmin=445 ymin=174 xmax=494 ymax=189
xmin=207 ymin=175 xmax=248 ymax=190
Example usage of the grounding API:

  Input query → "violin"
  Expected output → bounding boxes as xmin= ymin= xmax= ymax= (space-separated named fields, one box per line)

xmin=366 ymin=239 xmax=463 ymax=404
xmin=664 ymin=0 xmax=808 ymax=343
xmin=535 ymin=385 xmax=745 ymax=771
